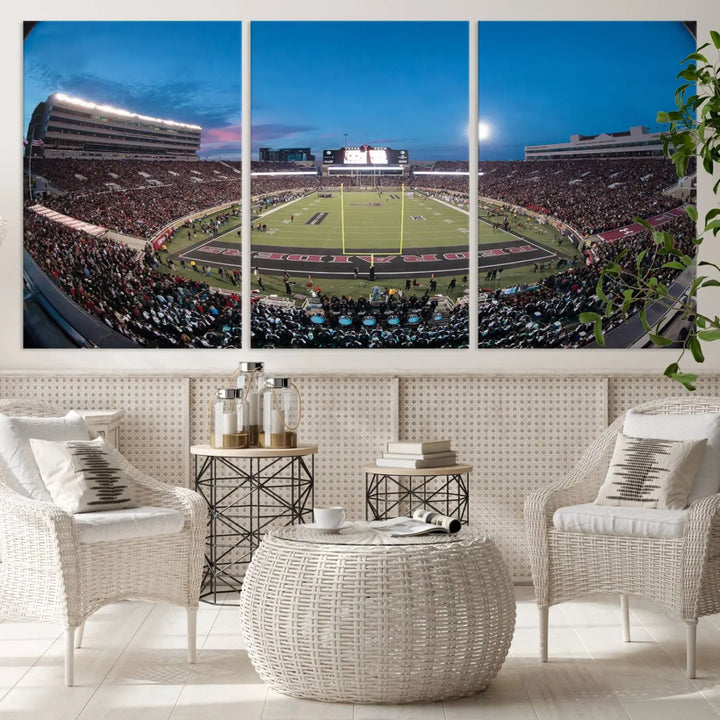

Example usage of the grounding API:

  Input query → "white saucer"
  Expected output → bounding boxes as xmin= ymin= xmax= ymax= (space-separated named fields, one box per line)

xmin=305 ymin=521 xmax=353 ymax=533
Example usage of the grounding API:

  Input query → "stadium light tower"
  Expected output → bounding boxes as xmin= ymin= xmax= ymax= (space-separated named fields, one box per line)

xmin=344 ymin=133 xmax=348 ymax=148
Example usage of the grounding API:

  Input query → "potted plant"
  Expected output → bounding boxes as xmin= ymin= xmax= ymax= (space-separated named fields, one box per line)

xmin=580 ymin=31 xmax=720 ymax=391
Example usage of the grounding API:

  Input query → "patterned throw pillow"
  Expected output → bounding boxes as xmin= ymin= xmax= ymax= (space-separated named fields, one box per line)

xmin=595 ymin=433 xmax=707 ymax=510
xmin=29 ymin=436 xmax=137 ymax=514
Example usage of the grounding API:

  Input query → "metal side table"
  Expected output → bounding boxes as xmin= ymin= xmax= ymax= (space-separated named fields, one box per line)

xmin=190 ymin=444 xmax=316 ymax=604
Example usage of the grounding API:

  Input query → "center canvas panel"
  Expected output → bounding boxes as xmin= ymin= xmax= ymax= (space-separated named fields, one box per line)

xmin=250 ymin=21 xmax=470 ymax=349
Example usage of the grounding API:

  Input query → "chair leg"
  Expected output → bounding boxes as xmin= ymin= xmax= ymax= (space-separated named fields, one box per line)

xmin=75 ymin=621 xmax=85 ymax=649
xmin=620 ymin=594 xmax=630 ymax=642
xmin=64 ymin=628 xmax=75 ymax=687
xmin=686 ymin=619 xmax=698 ymax=679
xmin=539 ymin=605 xmax=549 ymax=662
xmin=187 ymin=607 xmax=197 ymax=664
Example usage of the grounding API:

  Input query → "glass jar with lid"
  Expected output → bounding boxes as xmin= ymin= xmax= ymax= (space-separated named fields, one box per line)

xmin=260 ymin=377 xmax=302 ymax=449
xmin=235 ymin=361 xmax=264 ymax=446
xmin=210 ymin=388 xmax=248 ymax=449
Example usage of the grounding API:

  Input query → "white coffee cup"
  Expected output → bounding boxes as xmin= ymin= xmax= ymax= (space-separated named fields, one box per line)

xmin=313 ymin=506 xmax=346 ymax=529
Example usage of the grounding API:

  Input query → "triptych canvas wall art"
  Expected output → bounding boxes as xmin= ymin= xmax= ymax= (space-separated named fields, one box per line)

xmin=22 ymin=20 xmax=695 ymax=350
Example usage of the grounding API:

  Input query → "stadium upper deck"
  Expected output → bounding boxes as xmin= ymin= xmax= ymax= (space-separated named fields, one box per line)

xmin=25 ymin=93 xmax=202 ymax=159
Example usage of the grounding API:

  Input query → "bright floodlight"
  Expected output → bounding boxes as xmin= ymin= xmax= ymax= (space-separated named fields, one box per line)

xmin=478 ymin=121 xmax=492 ymax=141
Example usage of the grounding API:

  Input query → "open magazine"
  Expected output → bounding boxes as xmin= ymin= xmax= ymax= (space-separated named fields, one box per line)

xmin=372 ymin=509 xmax=462 ymax=537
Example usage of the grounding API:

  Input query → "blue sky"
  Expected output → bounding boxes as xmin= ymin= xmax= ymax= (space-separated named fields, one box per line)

xmin=23 ymin=22 xmax=242 ymax=158
xmin=251 ymin=22 xmax=469 ymax=161
xmin=23 ymin=21 xmax=694 ymax=162
xmin=478 ymin=21 xmax=695 ymax=160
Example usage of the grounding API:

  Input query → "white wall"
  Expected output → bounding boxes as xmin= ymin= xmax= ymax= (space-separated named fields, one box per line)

xmin=1 ymin=0 xmax=719 ymax=376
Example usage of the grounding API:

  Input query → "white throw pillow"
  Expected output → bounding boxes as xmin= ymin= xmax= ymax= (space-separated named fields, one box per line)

xmin=0 ymin=411 xmax=90 ymax=501
xmin=29 ymin=436 xmax=137 ymax=514
xmin=595 ymin=433 xmax=706 ymax=510
xmin=624 ymin=409 xmax=720 ymax=503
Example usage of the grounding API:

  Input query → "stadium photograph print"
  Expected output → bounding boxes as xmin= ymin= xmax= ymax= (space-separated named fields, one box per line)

xmin=22 ymin=21 xmax=243 ymax=349
xmin=476 ymin=21 xmax=697 ymax=350
xmin=249 ymin=21 xmax=470 ymax=349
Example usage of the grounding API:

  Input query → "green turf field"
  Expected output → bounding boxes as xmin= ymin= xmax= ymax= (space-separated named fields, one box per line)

xmin=253 ymin=190 xmax=468 ymax=252
xmin=157 ymin=189 xmax=582 ymax=301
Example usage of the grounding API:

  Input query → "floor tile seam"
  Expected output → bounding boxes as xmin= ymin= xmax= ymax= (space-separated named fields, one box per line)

xmin=551 ymin=603 xmax=633 ymax=719
xmin=628 ymin=607 xmax=720 ymax=715
xmin=74 ymin=601 xmax=160 ymax=719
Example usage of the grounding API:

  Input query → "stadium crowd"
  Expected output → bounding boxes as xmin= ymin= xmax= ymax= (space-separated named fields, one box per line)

xmin=23 ymin=154 xmax=696 ymax=349
xmin=476 ymin=215 xmax=695 ymax=348
xmin=24 ymin=210 xmax=242 ymax=348
xmin=252 ymin=292 xmax=469 ymax=348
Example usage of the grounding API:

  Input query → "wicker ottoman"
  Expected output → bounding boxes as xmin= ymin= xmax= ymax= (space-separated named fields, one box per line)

xmin=239 ymin=524 xmax=515 ymax=704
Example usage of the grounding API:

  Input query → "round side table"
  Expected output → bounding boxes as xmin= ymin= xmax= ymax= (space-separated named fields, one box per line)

xmin=239 ymin=522 xmax=515 ymax=704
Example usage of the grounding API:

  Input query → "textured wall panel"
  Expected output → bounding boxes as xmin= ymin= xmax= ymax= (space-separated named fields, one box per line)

xmin=399 ymin=376 xmax=608 ymax=578
xmin=0 ymin=375 xmax=187 ymax=485
xmin=608 ymin=375 xmax=720 ymax=424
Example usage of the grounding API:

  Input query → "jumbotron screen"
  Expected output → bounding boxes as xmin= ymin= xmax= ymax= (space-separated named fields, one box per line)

xmin=322 ymin=145 xmax=409 ymax=165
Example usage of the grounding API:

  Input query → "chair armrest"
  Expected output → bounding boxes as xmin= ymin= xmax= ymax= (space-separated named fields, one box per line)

xmin=680 ymin=493 xmax=720 ymax=615
xmin=0 ymin=481 xmax=81 ymax=621
xmin=104 ymin=447 xmax=207 ymax=532
xmin=524 ymin=417 xmax=622 ymax=603
xmin=524 ymin=417 xmax=623 ymax=530
xmin=0 ymin=482 xmax=78 ymax=557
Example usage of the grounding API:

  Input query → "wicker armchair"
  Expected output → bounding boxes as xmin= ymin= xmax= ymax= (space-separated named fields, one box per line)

xmin=0 ymin=399 xmax=207 ymax=685
xmin=525 ymin=396 xmax=720 ymax=678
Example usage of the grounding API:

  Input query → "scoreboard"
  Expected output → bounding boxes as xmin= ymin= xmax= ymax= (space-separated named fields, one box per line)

xmin=323 ymin=145 xmax=409 ymax=165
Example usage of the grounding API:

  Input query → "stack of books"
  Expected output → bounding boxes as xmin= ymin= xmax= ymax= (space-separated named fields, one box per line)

xmin=375 ymin=439 xmax=457 ymax=469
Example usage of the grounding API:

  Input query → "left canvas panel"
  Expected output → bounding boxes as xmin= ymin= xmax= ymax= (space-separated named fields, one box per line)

xmin=23 ymin=21 xmax=243 ymax=348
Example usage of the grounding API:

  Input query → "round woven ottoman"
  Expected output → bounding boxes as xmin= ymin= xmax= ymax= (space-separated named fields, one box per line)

xmin=239 ymin=524 xmax=515 ymax=704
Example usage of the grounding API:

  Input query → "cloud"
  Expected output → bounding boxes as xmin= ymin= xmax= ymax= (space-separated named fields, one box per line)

xmin=26 ymin=65 xmax=240 ymax=129
xmin=251 ymin=123 xmax=316 ymax=143
xmin=204 ymin=124 xmax=242 ymax=144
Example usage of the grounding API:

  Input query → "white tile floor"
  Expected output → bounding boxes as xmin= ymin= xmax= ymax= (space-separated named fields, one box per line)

xmin=2 ymin=586 xmax=720 ymax=719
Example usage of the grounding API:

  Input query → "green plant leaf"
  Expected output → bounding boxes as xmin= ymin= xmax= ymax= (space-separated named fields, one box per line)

xmin=664 ymin=362 xmax=680 ymax=378
xmin=648 ymin=333 xmax=674 ymax=347
xmin=670 ymin=371 xmax=698 ymax=392
xmin=685 ymin=205 xmax=698 ymax=221
xmin=689 ymin=336 xmax=705 ymax=363
xmin=680 ymin=52 xmax=708 ymax=63
xmin=578 ymin=312 xmax=600 ymax=323
xmin=662 ymin=260 xmax=686 ymax=270
xmin=593 ymin=317 xmax=605 ymax=346
xmin=711 ymin=29 xmax=720 ymax=49
xmin=639 ymin=307 xmax=651 ymax=331
xmin=701 ymin=279 xmax=720 ymax=288
xmin=697 ymin=329 xmax=720 ymax=341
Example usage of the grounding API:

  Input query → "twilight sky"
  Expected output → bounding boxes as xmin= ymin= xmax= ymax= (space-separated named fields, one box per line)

xmin=478 ymin=21 xmax=695 ymax=160
xmin=23 ymin=20 xmax=694 ymax=162
xmin=23 ymin=21 xmax=242 ymax=158
xmin=251 ymin=21 xmax=469 ymax=161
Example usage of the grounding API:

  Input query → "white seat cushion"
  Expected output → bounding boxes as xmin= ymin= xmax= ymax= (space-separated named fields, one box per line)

xmin=73 ymin=506 xmax=185 ymax=544
xmin=553 ymin=503 xmax=687 ymax=539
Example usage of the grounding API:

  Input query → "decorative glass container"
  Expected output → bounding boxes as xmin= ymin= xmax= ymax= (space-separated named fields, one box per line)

xmin=235 ymin=361 xmax=265 ymax=447
xmin=261 ymin=378 xmax=302 ymax=449
xmin=210 ymin=388 xmax=248 ymax=449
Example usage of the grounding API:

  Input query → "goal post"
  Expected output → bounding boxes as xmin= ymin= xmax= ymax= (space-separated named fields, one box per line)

xmin=339 ymin=182 xmax=406 ymax=256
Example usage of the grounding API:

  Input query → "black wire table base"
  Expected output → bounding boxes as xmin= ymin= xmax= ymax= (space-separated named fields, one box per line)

xmin=194 ymin=450 xmax=315 ymax=604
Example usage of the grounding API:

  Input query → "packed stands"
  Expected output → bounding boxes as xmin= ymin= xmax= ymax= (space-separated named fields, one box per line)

xmin=24 ymin=210 xmax=241 ymax=348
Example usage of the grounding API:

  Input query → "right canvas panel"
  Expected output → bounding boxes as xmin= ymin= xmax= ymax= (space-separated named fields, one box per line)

xmin=477 ymin=21 xmax=696 ymax=349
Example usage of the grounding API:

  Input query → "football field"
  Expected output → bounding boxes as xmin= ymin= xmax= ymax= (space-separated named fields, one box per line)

xmin=253 ymin=190 xmax=468 ymax=254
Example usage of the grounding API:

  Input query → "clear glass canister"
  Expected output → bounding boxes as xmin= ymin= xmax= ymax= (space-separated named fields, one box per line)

xmin=261 ymin=378 xmax=301 ymax=449
xmin=210 ymin=388 xmax=248 ymax=449
xmin=235 ymin=361 xmax=264 ymax=446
